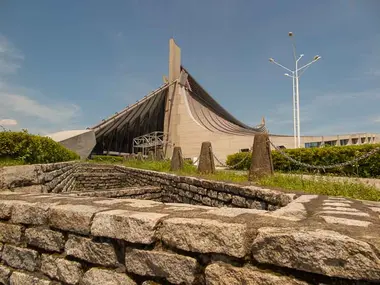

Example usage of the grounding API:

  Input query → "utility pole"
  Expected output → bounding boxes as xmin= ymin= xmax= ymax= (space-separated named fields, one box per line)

xmin=269 ymin=32 xmax=321 ymax=148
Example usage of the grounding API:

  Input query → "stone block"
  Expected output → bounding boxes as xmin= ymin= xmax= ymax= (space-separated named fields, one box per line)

xmin=65 ymin=235 xmax=118 ymax=267
xmin=9 ymin=271 xmax=52 ymax=285
xmin=81 ymin=268 xmax=136 ymax=285
xmin=2 ymin=244 xmax=39 ymax=272
xmin=170 ymin=147 xmax=184 ymax=171
xmin=231 ymin=196 xmax=246 ymax=207
xmin=238 ymin=186 xmax=292 ymax=206
xmin=160 ymin=218 xmax=250 ymax=258
xmin=205 ymin=262 xmax=307 ymax=285
xmin=11 ymin=201 xmax=50 ymax=225
xmin=91 ymin=210 xmax=167 ymax=244
xmin=41 ymin=254 xmax=83 ymax=285
xmin=0 ymin=165 xmax=39 ymax=189
xmin=201 ymin=196 xmax=212 ymax=206
xmin=208 ymin=190 xmax=218 ymax=199
xmin=197 ymin=142 xmax=215 ymax=174
xmin=125 ymin=248 xmax=198 ymax=285
xmin=49 ymin=204 xmax=106 ymax=235
xmin=0 ymin=265 xmax=12 ymax=285
xmin=217 ymin=192 xmax=232 ymax=202
xmin=0 ymin=200 xmax=16 ymax=219
xmin=25 ymin=227 xmax=65 ymax=252
xmin=252 ymin=227 xmax=380 ymax=281
xmin=0 ymin=222 xmax=23 ymax=244
xmin=249 ymin=133 xmax=274 ymax=180
xmin=246 ymin=199 xmax=265 ymax=210
xmin=189 ymin=185 xmax=198 ymax=193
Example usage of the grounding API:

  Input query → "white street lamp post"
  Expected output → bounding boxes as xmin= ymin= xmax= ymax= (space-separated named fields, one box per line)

xmin=269 ymin=32 xmax=321 ymax=148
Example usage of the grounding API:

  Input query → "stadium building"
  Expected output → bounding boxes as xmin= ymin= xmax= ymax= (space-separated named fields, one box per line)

xmin=49 ymin=39 xmax=379 ymax=162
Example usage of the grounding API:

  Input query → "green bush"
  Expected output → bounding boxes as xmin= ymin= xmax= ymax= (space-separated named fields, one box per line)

xmin=226 ymin=152 xmax=251 ymax=170
xmin=226 ymin=144 xmax=380 ymax=178
xmin=90 ymin=155 xmax=124 ymax=163
xmin=0 ymin=130 xmax=80 ymax=164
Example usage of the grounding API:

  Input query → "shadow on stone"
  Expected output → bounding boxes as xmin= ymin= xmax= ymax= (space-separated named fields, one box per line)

xmin=170 ymin=147 xmax=184 ymax=171
xmin=198 ymin=142 xmax=215 ymax=174
xmin=249 ymin=133 xmax=274 ymax=181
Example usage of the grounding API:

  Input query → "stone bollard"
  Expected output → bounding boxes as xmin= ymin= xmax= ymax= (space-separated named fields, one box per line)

xmin=122 ymin=153 xmax=130 ymax=161
xmin=137 ymin=152 xmax=143 ymax=161
xmin=170 ymin=147 xmax=184 ymax=171
xmin=148 ymin=151 xmax=154 ymax=160
xmin=197 ymin=141 xmax=215 ymax=174
xmin=248 ymin=133 xmax=274 ymax=180
xmin=156 ymin=149 xmax=164 ymax=161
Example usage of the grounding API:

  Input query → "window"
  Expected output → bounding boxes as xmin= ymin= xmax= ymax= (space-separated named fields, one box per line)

xmin=340 ymin=139 xmax=349 ymax=146
xmin=325 ymin=140 xmax=337 ymax=146
xmin=305 ymin=142 xmax=321 ymax=148
xmin=240 ymin=148 xmax=250 ymax=153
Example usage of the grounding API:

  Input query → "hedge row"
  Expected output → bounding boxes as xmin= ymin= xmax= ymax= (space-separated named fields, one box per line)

xmin=0 ymin=130 xmax=80 ymax=164
xmin=226 ymin=144 xmax=380 ymax=178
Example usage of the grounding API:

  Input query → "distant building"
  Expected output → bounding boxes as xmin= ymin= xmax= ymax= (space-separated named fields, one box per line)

xmin=89 ymin=39 xmax=379 ymax=163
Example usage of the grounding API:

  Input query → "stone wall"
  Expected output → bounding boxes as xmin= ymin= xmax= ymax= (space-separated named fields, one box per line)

xmin=1 ymin=163 xmax=291 ymax=210
xmin=114 ymin=165 xmax=290 ymax=210
xmin=0 ymin=191 xmax=379 ymax=284
xmin=0 ymin=162 xmax=78 ymax=193
xmin=71 ymin=186 xmax=163 ymax=201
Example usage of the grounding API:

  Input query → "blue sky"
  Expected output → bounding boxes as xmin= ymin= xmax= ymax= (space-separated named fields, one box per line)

xmin=0 ymin=0 xmax=379 ymax=136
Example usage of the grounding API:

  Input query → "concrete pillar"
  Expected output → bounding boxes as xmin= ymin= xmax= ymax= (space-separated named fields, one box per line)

xmin=320 ymin=136 xmax=325 ymax=147
xmin=336 ymin=135 xmax=341 ymax=146
xmin=163 ymin=39 xmax=182 ymax=159
xmin=348 ymin=135 xmax=352 ymax=146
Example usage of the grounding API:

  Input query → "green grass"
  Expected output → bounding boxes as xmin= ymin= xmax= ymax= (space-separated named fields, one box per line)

xmin=0 ymin=158 xmax=25 ymax=166
xmin=257 ymin=174 xmax=380 ymax=201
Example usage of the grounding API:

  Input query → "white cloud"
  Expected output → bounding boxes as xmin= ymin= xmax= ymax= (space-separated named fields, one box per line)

xmin=0 ymin=119 xmax=17 ymax=126
xmin=0 ymin=34 xmax=82 ymax=134
xmin=0 ymin=93 xmax=80 ymax=124
xmin=0 ymin=35 xmax=23 ymax=75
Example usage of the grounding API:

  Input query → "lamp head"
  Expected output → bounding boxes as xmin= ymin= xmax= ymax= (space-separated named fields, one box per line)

xmin=269 ymin=58 xmax=274 ymax=62
xmin=314 ymin=55 xmax=321 ymax=60
xmin=288 ymin=32 xmax=293 ymax=37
